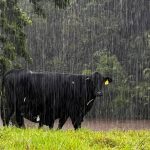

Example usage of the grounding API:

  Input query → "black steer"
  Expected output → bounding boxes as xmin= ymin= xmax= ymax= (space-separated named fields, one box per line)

xmin=1 ymin=69 xmax=112 ymax=129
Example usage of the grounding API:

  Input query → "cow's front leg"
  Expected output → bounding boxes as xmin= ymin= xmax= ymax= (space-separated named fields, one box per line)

xmin=70 ymin=105 xmax=84 ymax=130
xmin=71 ymin=117 xmax=82 ymax=130
xmin=38 ymin=113 xmax=44 ymax=128
xmin=46 ymin=110 xmax=55 ymax=129
xmin=70 ymin=113 xmax=83 ymax=130
xmin=38 ymin=121 xmax=43 ymax=128
xmin=48 ymin=119 xmax=54 ymax=129
xmin=57 ymin=115 xmax=68 ymax=129
xmin=16 ymin=108 xmax=25 ymax=128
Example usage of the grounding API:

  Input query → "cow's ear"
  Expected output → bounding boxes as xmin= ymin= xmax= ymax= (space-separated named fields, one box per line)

xmin=103 ymin=77 xmax=112 ymax=86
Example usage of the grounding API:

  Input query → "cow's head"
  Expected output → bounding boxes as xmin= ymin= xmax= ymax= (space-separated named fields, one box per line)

xmin=91 ymin=72 xmax=112 ymax=96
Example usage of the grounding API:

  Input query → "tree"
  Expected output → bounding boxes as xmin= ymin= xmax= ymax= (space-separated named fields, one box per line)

xmin=0 ymin=0 xmax=70 ymax=74
xmin=0 ymin=0 xmax=32 ymax=74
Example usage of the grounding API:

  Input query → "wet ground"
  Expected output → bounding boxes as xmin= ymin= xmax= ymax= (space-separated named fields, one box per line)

xmin=24 ymin=119 xmax=150 ymax=130
xmin=1 ymin=115 xmax=150 ymax=130
xmin=0 ymin=113 xmax=150 ymax=131
xmin=0 ymin=115 xmax=150 ymax=130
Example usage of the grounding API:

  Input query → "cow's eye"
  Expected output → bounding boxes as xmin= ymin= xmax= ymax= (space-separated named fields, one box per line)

xmin=104 ymin=80 xmax=109 ymax=85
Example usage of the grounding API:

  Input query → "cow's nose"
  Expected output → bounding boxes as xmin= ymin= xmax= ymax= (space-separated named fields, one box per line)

xmin=97 ymin=91 xmax=103 ymax=96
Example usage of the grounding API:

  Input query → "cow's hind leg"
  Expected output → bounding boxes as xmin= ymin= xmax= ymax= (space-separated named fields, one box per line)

xmin=1 ymin=87 xmax=16 ymax=126
xmin=1 ymin=106 xmax=14 ymax=126
xmin=1 ymin=99 xmax=14 ymax=126
xmin=1 ymin=100 xmax=6 ymax=126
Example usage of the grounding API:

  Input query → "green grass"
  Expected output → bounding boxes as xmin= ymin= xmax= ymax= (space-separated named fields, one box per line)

xmin=0 ymin=127 xmax=150 ymax=150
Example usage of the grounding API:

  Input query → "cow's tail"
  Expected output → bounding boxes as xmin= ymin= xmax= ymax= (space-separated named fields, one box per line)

xmin=0 ymin=72 xmax=6 ymax=125
xmin=1 ymin=75 xmax=5 ymax=101
xmin=0 ymin=74 xmax=4 ymax=100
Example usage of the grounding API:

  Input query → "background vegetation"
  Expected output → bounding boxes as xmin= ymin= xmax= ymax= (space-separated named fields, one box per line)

xmin=0 ymin=0 xmax=150 ymax=120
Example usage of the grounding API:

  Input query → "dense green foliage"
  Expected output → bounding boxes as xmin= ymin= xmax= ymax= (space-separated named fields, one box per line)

xmin=0 ymin=0 xmax=70 ymax=74
xmin=0 ymin=0 xmax=32 ymax=73
xmin=0 ymin=0 xmax=150 ymax=119
xmin=0 ymin=127 xmax=150 ymax=149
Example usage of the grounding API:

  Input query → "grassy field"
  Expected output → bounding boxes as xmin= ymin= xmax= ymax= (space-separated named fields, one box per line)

xmin=0 ymin=127 xmax=150 ymax=150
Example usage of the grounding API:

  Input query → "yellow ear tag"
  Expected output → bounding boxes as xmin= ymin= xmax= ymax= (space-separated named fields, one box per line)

xmin=105 ymin=80 xmax=109 ymax=85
